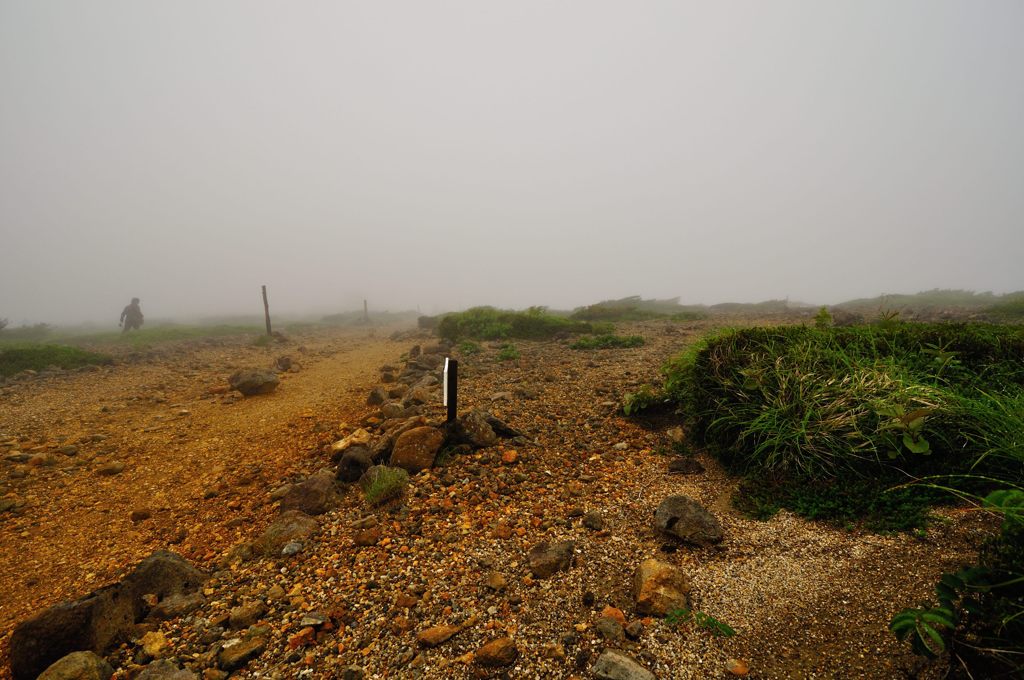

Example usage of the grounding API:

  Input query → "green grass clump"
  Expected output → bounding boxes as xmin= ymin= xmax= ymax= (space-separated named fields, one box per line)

xmin=570 ymin=334 xmax=645 ymax=350
xmin=496 ymin=344 xmax=521 ymax=361
xmin=645 ymin=323 xmax=1024 ymax=531
xmin=437 ymin=306 xmax=591 ymax=342
xmin=362 ymin=466 xmax=409 ymax=506
xmin=571 ymin=296 xmax=707 ymax=322
xmin=0 ymin=345 xmax=113 ymax=377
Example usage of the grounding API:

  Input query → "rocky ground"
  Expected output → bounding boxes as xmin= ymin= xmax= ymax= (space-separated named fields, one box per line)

xmin=0 ymin=322 xmax=996 ymax=679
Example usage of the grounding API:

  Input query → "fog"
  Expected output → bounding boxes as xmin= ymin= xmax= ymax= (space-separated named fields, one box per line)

xmin=2 ymin=1 xmax=1022 ymax=326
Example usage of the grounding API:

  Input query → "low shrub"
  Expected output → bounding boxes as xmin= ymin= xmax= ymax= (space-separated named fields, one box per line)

xmin=496 ymin=344 xmax=520 ymax=361
xmin=437 ymin=307 xmax=591 ymax=342
xmin=457 ymin=341 xmax=482 ymax=355
xmin=570 ymin=334 xmax=645 ymax=350
xmin=0 ymin=345 xmax=113 ymax=377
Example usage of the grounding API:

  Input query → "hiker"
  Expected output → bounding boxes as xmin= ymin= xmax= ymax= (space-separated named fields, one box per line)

xmin=119 ymin=297 xmax=144 ymax=332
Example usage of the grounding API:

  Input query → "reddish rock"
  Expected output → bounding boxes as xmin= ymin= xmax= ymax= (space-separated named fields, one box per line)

xmin=390 ymin=427 xmax=444 ymax=472
xmin=633 ymin=558 xmax=691 ymax=616
xmin=474 ymin=637 xmax=518 ymax=667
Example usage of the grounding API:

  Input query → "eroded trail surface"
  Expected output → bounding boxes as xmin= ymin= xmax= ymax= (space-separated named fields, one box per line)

xmin=0 ymin=329 xmax=401 ymax=652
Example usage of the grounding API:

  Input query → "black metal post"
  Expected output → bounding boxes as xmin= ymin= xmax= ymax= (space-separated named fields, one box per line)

xmin=445 ymin=359 xmax=458 ymax=423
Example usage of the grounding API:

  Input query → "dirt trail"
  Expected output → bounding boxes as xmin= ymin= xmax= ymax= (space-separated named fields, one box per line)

xmin=0 ymin=329 xmax=403 ymax=641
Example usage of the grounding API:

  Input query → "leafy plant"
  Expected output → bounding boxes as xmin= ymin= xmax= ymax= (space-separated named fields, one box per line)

xmin=665 ymin=607 xmax=736 ymax=637
xmin=874 ymin=404 xmax=933 ymax=456
xmin=496 ymin=344 xmax=520 ymax=361
xmin=891 ymin=488 xmax=1024 ymax=674
xmin=622 ymin=385 xmax=665 ymax=416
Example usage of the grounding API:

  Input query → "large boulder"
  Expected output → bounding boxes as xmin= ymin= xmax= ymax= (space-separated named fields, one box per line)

xmin=10 ymin=552 xmax=205 ymax=680
xmin=527 ymin=540 xmax=575 ymax=578
xmin=653 ymin=495 xmax=723 ymax=546
xmin=278 ymin=470 xmax=339 ymax=516
xmin=252 ymin=510 xmax=319 ymax=556
xmin=228 ymin=370 xmax=279 ymax=396
xmin=633 ymin=558 xmax=691 ymax=616
xmin=37 ymin=651 xmax=113 ymax=680
xmin=390 ymin=426 xmax=444 ymax=472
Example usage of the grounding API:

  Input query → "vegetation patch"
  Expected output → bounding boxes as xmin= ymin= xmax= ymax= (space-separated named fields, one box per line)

xmin=0 ymin=345 xmax=113 ymax=377
xmin=362 ymin=466 xmax=409 ymax=506
xmin=496 ymin=343 xmax=521 ymax=361
xmin=643 ymin=322 xmax=1024 ymax=674
xmin=570 ymin=334 xmax=645 ymax=350
xmin=436 ymin=306 xmax=591 ymax=341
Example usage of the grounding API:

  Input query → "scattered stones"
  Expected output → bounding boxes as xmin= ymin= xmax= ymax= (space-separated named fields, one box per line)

xmin=474 ymin=637 xmax=518 ymax=667
xmin=654 ymin=495 xmax=724 ymax=546
xmin=591 ymin=648 xmax=656 ymax=680
xmin=633 ymin=558 xmax=691 ymax=616
xmin=527 ymin=540 xmax=576 ymax=578
xmin=227 ymin=370 xmax=279 ymax=396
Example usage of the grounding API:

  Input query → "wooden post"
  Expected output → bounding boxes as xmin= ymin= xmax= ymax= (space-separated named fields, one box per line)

xmin=262 ymin=285 xmax=272 ymax=335
xmin=363 ymin=299 xmax=369 ymax=323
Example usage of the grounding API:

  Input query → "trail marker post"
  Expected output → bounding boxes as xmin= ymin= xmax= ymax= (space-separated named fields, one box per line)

xmin=262 ymin=285 xmax=272 ymax=335
xmin=443 ymin=358 xmax=458 ymax=423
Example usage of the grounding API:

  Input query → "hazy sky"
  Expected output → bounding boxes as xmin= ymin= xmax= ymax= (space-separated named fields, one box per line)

xmin=2 ymin=1 xmax=1022 ymax=324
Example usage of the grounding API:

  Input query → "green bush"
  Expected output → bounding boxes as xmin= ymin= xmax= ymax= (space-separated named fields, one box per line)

xmin=496 ymin=344 xmax=520 ymax=361
xmin=437 ymin=306 xmax=591 ymax=342
xmin=457 ymin=341 xmax=482 ymax=355
xmin=570 ymin=334 xmax=645 ymax=350
xmin=647 ymin=323 xmax=1024 ymax=532
xmin=0 ymin=345 xmax=113 ymax=377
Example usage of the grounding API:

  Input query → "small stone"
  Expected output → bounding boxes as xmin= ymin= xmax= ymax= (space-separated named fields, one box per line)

xmin=625 ymin=621 xmax=644 ymax=640
xmin=474 ymin=637 xmax=518 ymax=667
xmin=633 ymin=558 xmax=691 ymax=616
xmin=37 ymin=651 xmax=113 ymax=680
xmin=541 ymin=643 xmax=566 ymax=660
xmin=601 ymin=606 xmax=626 ymax=625
xmin=592 ymin=649 xmax=655 ymax=680
xmin=527 ymin=540 xmax=575 ymax=578
xmin=727 ymin=659 xmax=750 ymax=676
xmin=217 ymin=637 xmax=267 ymax=672
xmin=595 ymin=617 xmax=623 ymax=641
xmin=485 ymin=572 xmax=507 ymax=592
xmin=229 ymin=601 xmax=266 ymax=629
xmin=500 ymin=449 xmax=518 ymax=465
xmin=97 ymin=462 xmax=125 ymax=476
xmin=582 ymin=511 xmax=605 ymax=531
xmin=612 ymin=442 xmax=629 ymax=450
xmin=131 ymin=508 xmax=152 ymax=522
xmin=353 ymin=528 xmax=380 ymax=547
xmin=417 ymin=624 xmax=461 ymax=648
xmin=281 ymin=541 xmax=303 ymax=556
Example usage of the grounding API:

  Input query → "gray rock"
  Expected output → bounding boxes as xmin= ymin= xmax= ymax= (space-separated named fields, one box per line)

xmin=366 ymin=387 xmax=388 ymax=406
xmin=37 ymin=651 xmax=113 ymax=680
xmin=653 ymin=495 xmax=723 ymax=546
xmin=592 ymin=649 xmax=656 ymax=680
xmin=454 ymin=409 xmax=498 ymax=448
xmin=527 ymin=540 xmax=575 ymax=578
xmin=595 ymin=617 xmax=624 ymax=641
xmin=96 ymin=462 xmax=125 ymax=477
xmin=228 ymin=370 xmax=279 ymax=397
xmin=279 ymin=470 xmax=339 ymax=516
